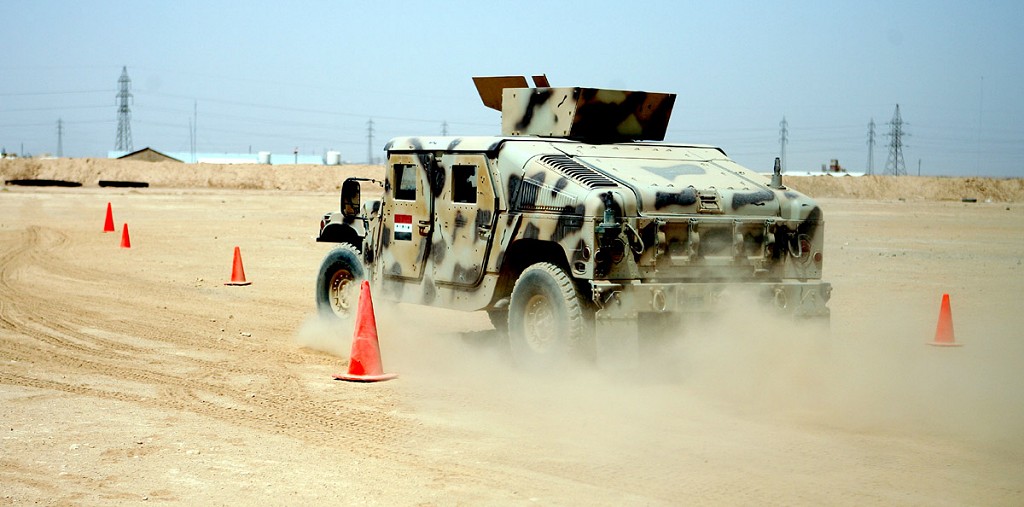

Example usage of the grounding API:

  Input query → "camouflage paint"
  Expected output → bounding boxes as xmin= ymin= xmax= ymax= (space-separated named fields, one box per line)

xmin=317 ymin=83 xmax=829 ymax=320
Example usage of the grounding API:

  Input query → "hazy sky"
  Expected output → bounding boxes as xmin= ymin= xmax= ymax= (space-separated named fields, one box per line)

xmin=2 ymin=0 xmax=1021 ymax=176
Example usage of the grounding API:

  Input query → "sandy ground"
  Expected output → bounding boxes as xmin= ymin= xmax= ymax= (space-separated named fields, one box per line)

xmin=1 ymin=169 xmax=1023 ymax=505
xmin=3 ymin=157 xmax=1024 ymax=201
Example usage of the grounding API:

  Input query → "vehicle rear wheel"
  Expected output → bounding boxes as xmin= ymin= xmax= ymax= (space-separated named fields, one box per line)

xmin=315 ymin=244 xmax=365 ymax=320
xmin=507 ymin=263 xmax=585 ymax=368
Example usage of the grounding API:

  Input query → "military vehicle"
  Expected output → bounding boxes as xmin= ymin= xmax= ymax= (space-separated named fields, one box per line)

xmin=315 ymin=76 xmax=830 ymax=367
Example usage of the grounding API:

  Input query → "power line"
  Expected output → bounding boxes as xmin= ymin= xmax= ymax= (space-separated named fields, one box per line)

xmin=0 ymin=89 xmax=109 ymax=97
xmin=143 ymin=91 xmax=491 ymax=127
xmin=57 ymin=118 xmax=64 ymax=157
xmin=189 ymin=100 xmax=197 ymax=163
xmin=868 ymin=118 xmax=876 ymax=175
xmin=366 ymin=118 xmax=375 ymax=164
xmin=0 ymin=105 xmax=110 ymax=113
xmin=133 ymin=119 xmax=364 ymax=147
xmin=114 ymin=66 xmax=133 ymax=152
xmin=0 ymin=121 xmax=54 ymax=128
xmin=885 ymin=104 xmax=908 ymax=176
xmin=976 ymin=76 xmax=984 ymax=175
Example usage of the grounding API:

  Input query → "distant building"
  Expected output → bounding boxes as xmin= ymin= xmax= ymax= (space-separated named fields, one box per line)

xmin=107 ymin=149 xmax=343 ymax=165
xmin=116 ymin=147 xmax=183 ymax=163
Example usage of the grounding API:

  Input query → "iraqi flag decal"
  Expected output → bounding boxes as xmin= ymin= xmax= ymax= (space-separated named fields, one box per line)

xmin=394 ymin=214 xmax=413 ymax=241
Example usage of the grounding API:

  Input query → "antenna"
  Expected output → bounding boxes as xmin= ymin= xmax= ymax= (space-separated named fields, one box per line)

xmin=114 ymin=66 xmax=134 ymax=152
xmin=778 ymin=116 xmax=789 ymax=172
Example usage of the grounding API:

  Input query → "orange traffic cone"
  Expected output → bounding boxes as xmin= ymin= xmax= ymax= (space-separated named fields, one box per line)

xmin=120 ymin=223 xmax=131 ymax=248
xmin=928 ymin=293 xmax=962 ymax=347
xmin=334 ymin=280 xmax=398 ymax=382
xmin=103 ymin=202 xmax=115 ymax=232
xmin=224 ymin=246 xmax=251 ymax=286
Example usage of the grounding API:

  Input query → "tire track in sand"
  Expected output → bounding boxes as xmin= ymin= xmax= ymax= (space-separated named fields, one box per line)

xmin=0 ymin=225 xmax=563 ymax=495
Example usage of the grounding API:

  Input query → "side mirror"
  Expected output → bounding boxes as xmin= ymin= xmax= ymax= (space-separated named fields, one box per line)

xmin=341 ymin=179 xmax=361 ymax=218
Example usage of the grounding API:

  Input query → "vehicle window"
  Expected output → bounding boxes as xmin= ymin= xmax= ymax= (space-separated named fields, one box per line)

xmin=393 ymin=164 xmax=416 ymax=200
xmin=452 ymin=165 xmax=477 ymax=204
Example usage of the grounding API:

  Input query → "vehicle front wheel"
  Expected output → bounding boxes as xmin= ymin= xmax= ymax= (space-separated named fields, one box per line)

xmin=487 ymin=309 xmax=508 ymax=332
xmin=315 ymin=244 xmax=366 ymax=320
xmin=507 ymin=263 xmax=586 ymax=368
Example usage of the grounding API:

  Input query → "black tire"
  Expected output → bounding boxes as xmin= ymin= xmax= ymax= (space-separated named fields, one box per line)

xmin=487 ymin=309 xmax=508 ymax=332
xmin=507 ymin=263 xmax=586 ymax=368
xmin=315 ymin=244 xmax=366 ymax=320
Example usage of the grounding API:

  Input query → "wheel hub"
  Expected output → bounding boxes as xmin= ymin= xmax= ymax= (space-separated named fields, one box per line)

xmin=523 ymin=294 xmax=556 ymax=352
xmin=328 ymin=269 xmax=354 ymax=316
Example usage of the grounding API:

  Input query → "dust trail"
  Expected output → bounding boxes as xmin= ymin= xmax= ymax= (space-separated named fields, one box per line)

xmin=295 ymin=314 xmax=352 ymax=359
xmin=665 ymin=292 xmax=1024 ymax=453
xmin=298 ymin=289 xmax=1024 ymax=456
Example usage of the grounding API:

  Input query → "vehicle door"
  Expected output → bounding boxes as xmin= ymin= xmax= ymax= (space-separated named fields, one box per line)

xmin=431 ymin=153 xmax=498 ymax=286
xmin=379 ymin=153 xmax=433 ymax=281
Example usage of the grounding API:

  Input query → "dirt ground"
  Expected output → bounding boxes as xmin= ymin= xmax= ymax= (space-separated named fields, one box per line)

xmin=1 ymin=168 xmax=1023 ymax=504
xmin=3 ymin=157 xmax=1024 ymax=202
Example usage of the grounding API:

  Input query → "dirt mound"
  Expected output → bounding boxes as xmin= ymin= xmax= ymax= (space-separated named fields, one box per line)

xmin=1 ymin=158 xmax=382 ymax=192
xmin=3 ymin=158 xmax=1022 ymax=201
xmin=787 ymin=175 xmax=1024 ymax=202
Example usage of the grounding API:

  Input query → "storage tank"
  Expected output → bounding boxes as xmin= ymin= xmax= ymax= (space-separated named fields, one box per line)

xmin=257 ymin=151 xmax=271 ymax=164
xmin=325 ymin=151 xmax=341 ymax=166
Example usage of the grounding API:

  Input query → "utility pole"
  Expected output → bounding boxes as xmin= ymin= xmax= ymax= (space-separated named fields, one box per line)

xmin=778 ymin=116 xmax=789 ymax=172
xmin=866 ymin=118 xmax=876 ymax=175
xmin=884 ymin=104 xmax=908 ymax=176
xmin=114 ymin=66 xmax=134 ymax=152
xmin=191 ymin=100 xmax=197 ymax=163
xmin=366 ymin=118 xmax=375 ymax=164
xmin=976 ymin=76 xmax=984 ymax=175
xmin=56 ymin=118 xmax=64 ymax=157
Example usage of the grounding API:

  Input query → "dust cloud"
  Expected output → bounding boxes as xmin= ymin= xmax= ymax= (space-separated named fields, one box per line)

xmin=666 ymin=295 xmax=1022 ymax=455
xmin=295 ymin=314 xmax=352 ymax=360
xmin=326 ymin=289 xmax=1023 ymax=458
xmin=670 ymin=292 xmax=1024 ymax=447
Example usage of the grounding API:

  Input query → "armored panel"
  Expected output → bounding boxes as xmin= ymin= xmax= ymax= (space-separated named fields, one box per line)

xmin=473 ymin=76 xmax=529 ymax=111
xmin=501 ymin=87 xmax=676 ymax=141
xmin=538 ymin=155 xmax=618 ymax=189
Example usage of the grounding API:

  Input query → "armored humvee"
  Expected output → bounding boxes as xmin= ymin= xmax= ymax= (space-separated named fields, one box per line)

xmin=315 ymin=76 xmax=830 ymax=367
